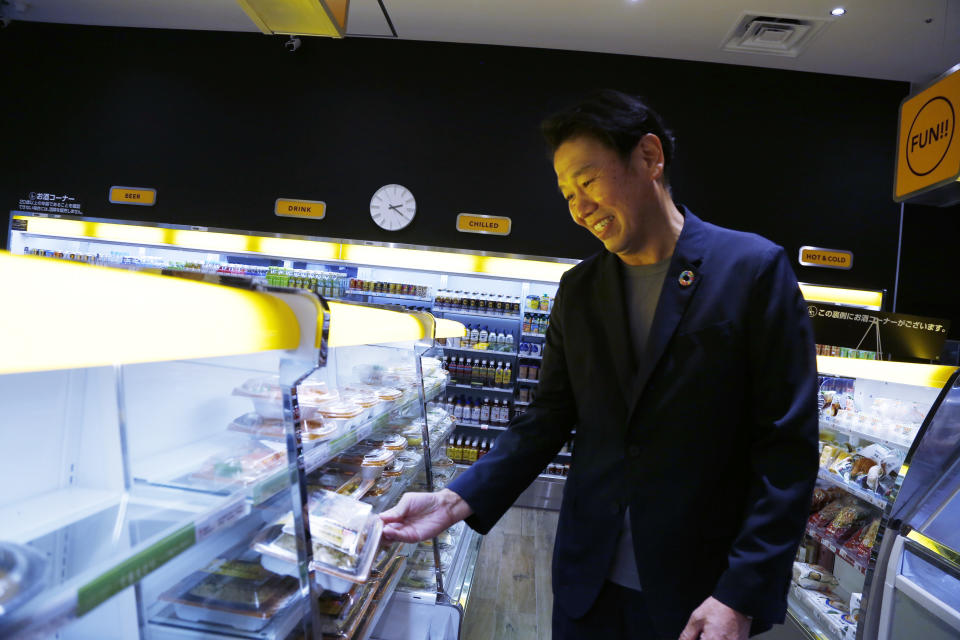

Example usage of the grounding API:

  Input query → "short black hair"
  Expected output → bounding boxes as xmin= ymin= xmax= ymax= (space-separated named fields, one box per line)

xmin=541 ymin=90 xmax=676 ymax=178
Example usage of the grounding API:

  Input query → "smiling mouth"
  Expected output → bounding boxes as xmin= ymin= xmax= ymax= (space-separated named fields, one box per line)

xmin=593 ymin=217 xmax=613 ymax=233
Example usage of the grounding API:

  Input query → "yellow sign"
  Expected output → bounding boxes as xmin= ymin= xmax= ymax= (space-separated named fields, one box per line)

xmin=275 ymin=198 xmax=326 ymax=220
xmin=456 ymin=213 xmax=511 ymax=236
xmin=799 ymin=246 xmax=853 ymax=270
xmin=109 ymin=187 xmax=156 ymax=206
xmin=895 ymin=68 xmax=960 ymax=201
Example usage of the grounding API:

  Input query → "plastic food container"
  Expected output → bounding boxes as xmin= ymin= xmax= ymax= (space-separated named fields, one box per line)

xmin=159 ymin=557 xmax=299 ymax=632
xmin=228 ymin=413 xmax=339 ymax=442
xmin=333 ymin=445 xmax=397 ymax=473
xmin=254 ymin=514 xmax=384 ymax=593
xmin=190 ymin=441 xmax=285 ymax=488
xmin=0 ymin=543 xmax=46 ymax=619
xmin=298 ymin=380 xmax=339 ymax=405
xmin=363 ymin=434 xmax=408 ymax=452
xmin=233 ymin=376 xmax=286 ymax=419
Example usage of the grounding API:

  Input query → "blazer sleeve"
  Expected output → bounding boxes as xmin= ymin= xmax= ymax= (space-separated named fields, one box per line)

xmin=447 ymin=278 xmax=578 ymax=534
xmin=711 ymin=245 xmax=820 ymax=622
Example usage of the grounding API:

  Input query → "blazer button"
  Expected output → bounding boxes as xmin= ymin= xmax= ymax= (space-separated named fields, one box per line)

xmin=628 ymin=445 xmax=641 ymax=457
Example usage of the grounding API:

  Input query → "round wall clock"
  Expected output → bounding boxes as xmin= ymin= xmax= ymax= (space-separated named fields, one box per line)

xmin=370 ymin=184 xmax=416 ymax=231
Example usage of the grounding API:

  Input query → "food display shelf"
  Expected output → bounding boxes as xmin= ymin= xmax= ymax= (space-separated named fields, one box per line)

xmin=445 ymin=383 xmax=513 ymax=394
xmin=149 ymin=589 xmax=307 ymax=640
xmin=517 ymin=378 xmax=539 ymax=385
xmin=2 ymin=485 xmax=253 ymax=639
xmin=539 ymin=472 xmax=567 ymax=480
xmin=346 ymin=289 xmax=433 ymax=303
xmin=816 ymin=469 xmax=888 ymax=510
xmin=520 ymin=332 xmax=545 ymax=339
xmin=456 ymin=422 xmax=508 ymax=432
xmin=429 ymin=419 xmax=457 ymax=460
xmin=818 ymin=418 xmax=911 ymax=451
xmin=787 ymin=584 xmax=856 ymax=640
xmin=356 ymin=554 xmax=410 ymax=640
xmin=431 ymin=308 xmax=521 ymax=321
xmin=303 ymin=383 xmax=444 ymax=476
xmin=805 ymin=526 xmax=868 ymax=575
xmin=441 ymin=345 xmax=517 ymax=357
xmin=442 ymin=526 xmax=483 ymax=609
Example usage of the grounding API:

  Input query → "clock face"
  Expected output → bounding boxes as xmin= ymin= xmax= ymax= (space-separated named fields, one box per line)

xmin=370 ymin=184 xmax=416 ymax=231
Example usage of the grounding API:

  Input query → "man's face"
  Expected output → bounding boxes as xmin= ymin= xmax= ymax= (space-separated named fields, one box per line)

xmin=554 ymin=135 xmax=654 ymax=257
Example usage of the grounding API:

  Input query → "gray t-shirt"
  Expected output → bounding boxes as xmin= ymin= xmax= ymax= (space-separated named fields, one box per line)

xmin=607 ymin=257 xmax=670 ymax=590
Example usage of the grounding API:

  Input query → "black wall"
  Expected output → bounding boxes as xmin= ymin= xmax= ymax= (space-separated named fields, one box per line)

xmin=4 ymin=22 xmax=948 ymax=332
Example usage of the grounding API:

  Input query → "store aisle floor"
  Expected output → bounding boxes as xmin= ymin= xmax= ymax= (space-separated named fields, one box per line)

xmin=461 ymin=507 xmax=559 ymax=640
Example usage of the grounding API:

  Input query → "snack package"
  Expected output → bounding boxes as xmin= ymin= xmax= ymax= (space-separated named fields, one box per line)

xmin=792 ymin=562 xmax=840 ymax=592
xmin=819 ymin=445 xmax=840 ymax=469
xmin=808 ymin=497 xmax=852 ymax=530
xmin=159 ymin=556 xmax=299 ymax=632
xmin=824 ymin=502 xmax=873 ymax=544
xmin=829 ymin=451 xmax=854 ymax=479
xmin=842 ymin=518 xmax=881 ymax=564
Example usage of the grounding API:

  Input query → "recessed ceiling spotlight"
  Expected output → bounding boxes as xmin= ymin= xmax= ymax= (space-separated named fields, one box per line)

xmin=831 ymin=7 xmax=846 ymax=16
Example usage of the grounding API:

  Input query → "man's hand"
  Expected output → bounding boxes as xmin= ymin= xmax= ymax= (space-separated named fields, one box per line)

xmin=379 ymin=489 xmax=474 ymax=542
xmin=678 ymin=596 xmax=750 ymax=640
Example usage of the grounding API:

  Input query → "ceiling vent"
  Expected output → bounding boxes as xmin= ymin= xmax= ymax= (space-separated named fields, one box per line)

xmin=721 ymin=13 xmax=832 ymax=57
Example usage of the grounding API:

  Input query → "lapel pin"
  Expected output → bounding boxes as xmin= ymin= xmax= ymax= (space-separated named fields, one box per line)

xmin=678 ymin=269 xmax=696 ymax=287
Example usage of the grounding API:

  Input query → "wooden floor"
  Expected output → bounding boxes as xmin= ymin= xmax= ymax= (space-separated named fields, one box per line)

xmin=461 ymin=507 xmax=559 ymax=640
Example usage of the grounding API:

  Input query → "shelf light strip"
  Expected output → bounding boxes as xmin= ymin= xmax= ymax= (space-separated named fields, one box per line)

xmin=14 ymin=216 xmax=573 ymax=282
xmin=817 ymin=355 xmax=955 ymax=388
xmin=799 ymin=283 xmax=883 ymax=309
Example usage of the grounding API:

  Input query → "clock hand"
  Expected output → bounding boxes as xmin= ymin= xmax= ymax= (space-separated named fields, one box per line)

xmin=388 ymin=204 xmax=402 ymax=212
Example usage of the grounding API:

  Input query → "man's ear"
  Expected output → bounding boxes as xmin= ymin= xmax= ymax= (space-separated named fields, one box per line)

xmin=631 ymin=133 xmax=665 ymax=180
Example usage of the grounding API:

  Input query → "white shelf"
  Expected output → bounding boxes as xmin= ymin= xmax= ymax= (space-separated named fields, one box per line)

xmin=442 ymin=345 xmax=517 ymax=356
xmin=347 ymin=289 xmax=433 ymax=302
xmin=517 ymin=378 xmax=539 ymax=384
xmin=456 ymin=421 xmax=508 ymax=431
xmin=433 ymin=308 xmax=521 ymax=321
xmin=518 ymin=353 xmax=542 ymax=360
xmin=819 ymin=417 xmax=912 ymax=451
xmin=446 ymin=383 xmax=514 ymax=393
xmin=817 ymin=469 xmax=889 ymax=509
xmin=1 ymin=488 xmax=120 ymax=544
xmin=514 ymin=401 xmax=531 ymax=406
xmin=521 ymin=332 xmax=546 ymax=338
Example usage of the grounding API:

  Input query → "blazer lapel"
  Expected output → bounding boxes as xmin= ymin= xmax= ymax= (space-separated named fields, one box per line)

xmin=594 ymin=251 xmax=636 ymax=403
xmin=626 ymin=208 xmax=707 ymax=424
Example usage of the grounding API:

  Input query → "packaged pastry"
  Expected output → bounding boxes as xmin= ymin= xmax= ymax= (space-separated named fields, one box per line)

xmin=848 ymin=455 xmax=877 ymax=481
xmin=810 ymin=488 xmax=831 ymax=513
xmin=792 ymin=562 xmax=839 ymax=592
xmin=824 ymin=503 xmax=873 ymax=543
xmin=828 ymin=451 xmax=854 ymax=479
xmin=159 ymin=556 xmax=299 ymax=631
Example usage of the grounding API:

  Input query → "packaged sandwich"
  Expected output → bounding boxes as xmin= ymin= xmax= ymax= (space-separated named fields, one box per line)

xmin=792 ymin=562 xmax=840 ymax=592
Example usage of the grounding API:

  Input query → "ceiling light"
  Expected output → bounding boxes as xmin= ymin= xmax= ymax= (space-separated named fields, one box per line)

xmin=830 ymin=7 xmax=846 ymax=17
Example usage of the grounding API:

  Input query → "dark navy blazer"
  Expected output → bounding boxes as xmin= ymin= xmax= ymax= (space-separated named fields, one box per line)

xmin=448 ymin=209 xmax=819 ymax=636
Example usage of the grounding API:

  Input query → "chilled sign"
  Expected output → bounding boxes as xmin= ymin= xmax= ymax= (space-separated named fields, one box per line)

xmin=456 ymin=213 xmax=511 ymax=236
xmin=799 ymin=246 xmax=853 ymax=270
xmin=109 ymin=187 xmax=157 ymax=206
xmin=275 ymin=198 xmax=326 ymax=219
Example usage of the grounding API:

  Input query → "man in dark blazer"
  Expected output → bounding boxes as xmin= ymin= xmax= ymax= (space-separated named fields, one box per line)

xmin=381 ymin=91 xmax=819 ymax=640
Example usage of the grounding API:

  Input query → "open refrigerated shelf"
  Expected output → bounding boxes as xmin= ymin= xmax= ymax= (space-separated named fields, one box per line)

xmin=818 ymin=417 xmax=911 ymax=451
xmin=441 ymin=346 xmax=517 ymax=356
xmin=446 ymin=383 xmax=513 ymax=394
xmin=816 ymin=469 xmax=889 ymax=509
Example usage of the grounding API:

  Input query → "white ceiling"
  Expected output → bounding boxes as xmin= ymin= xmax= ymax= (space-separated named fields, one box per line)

xmin=7 ymin=0 xmax=960 ymax=85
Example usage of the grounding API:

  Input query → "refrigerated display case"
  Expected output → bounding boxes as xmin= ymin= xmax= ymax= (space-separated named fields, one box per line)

xmin=0 ymin=251 xmax=469 ymax=640
xmin=858 ymin=368 xmax=960 ymax=640
xmin=7 ymin=212 xmax=577 ymax=507
xmin=777 ymin=356 xmax=957 ymax=640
